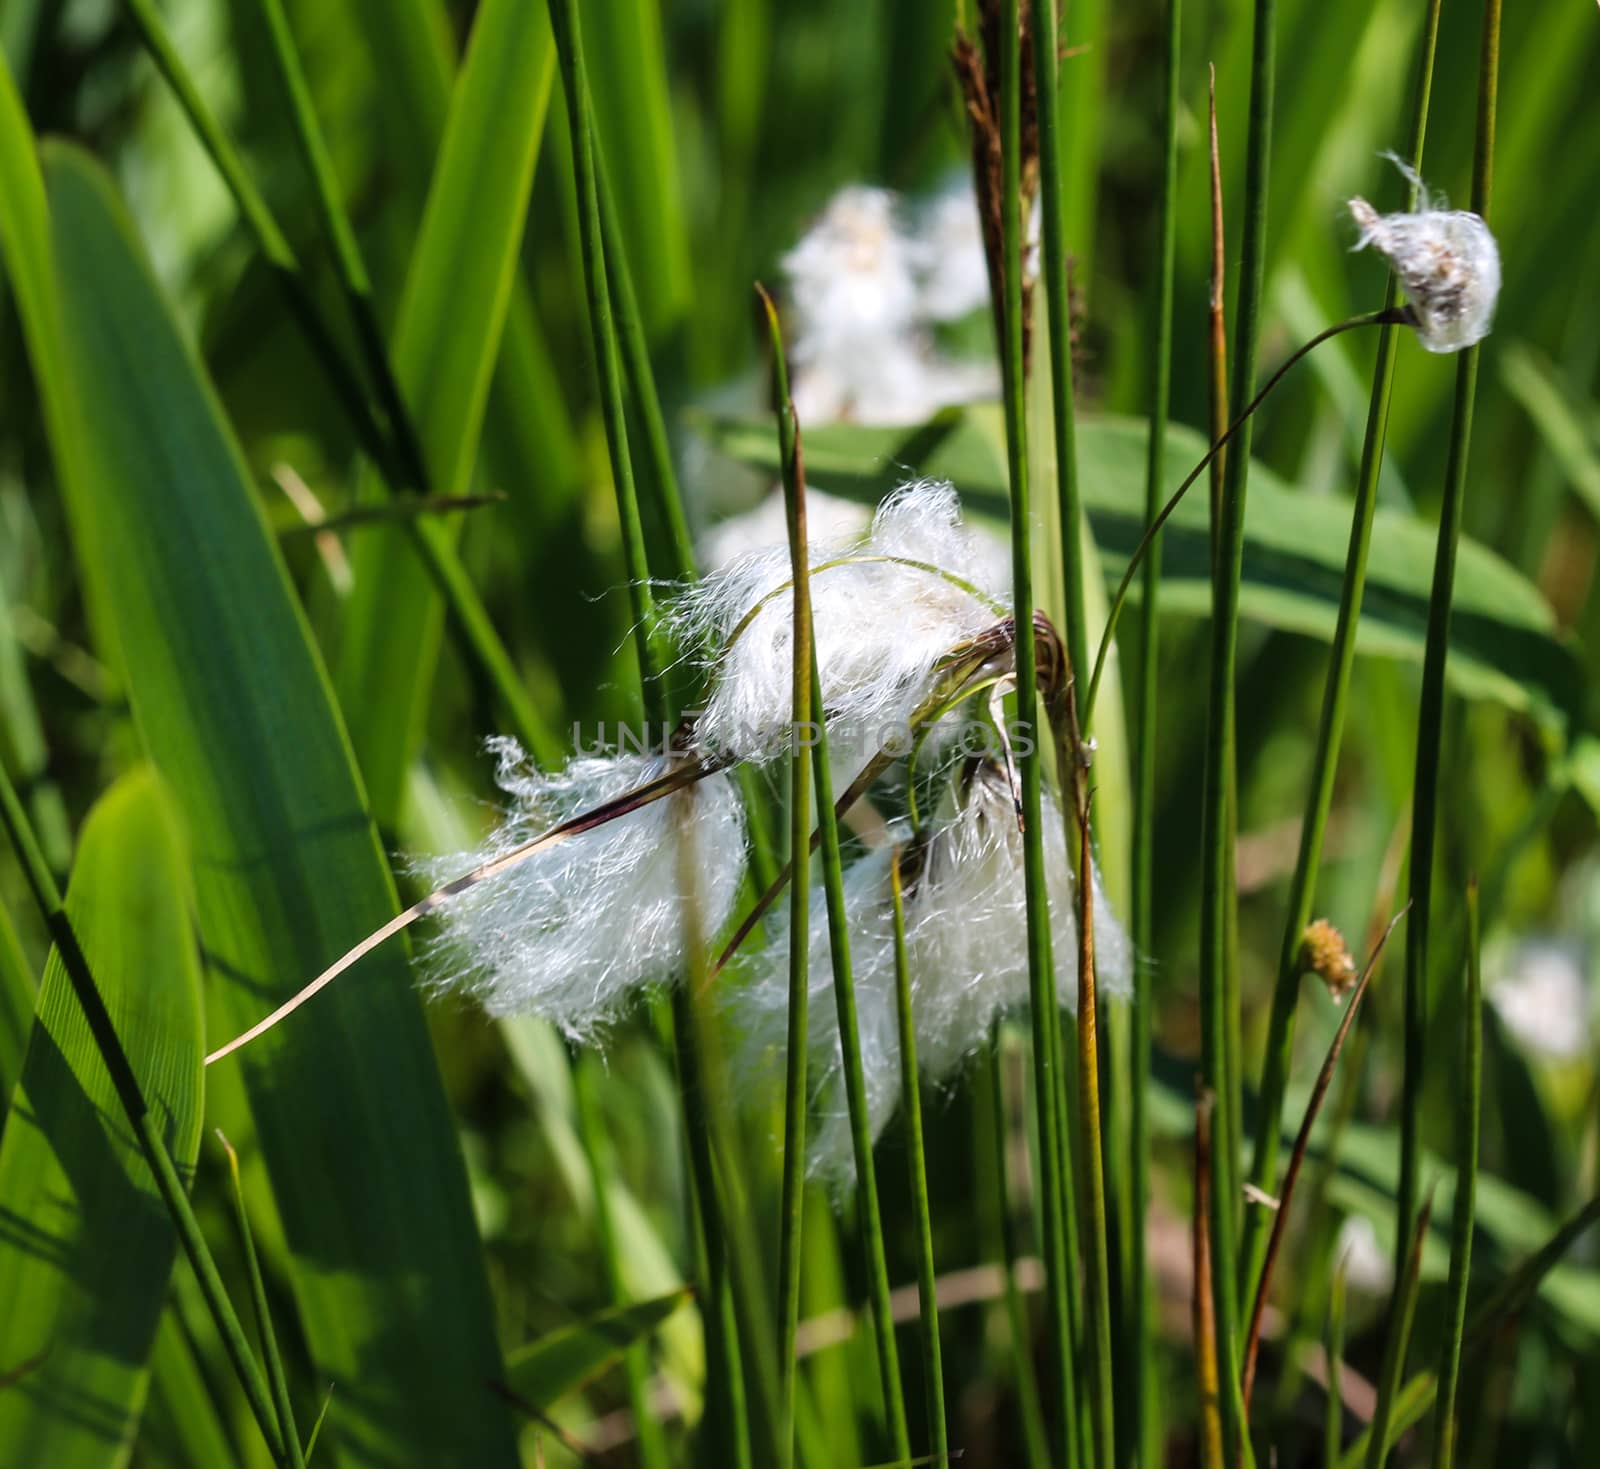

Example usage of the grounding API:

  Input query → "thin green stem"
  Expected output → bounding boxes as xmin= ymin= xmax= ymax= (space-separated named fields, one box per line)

xmin=1201 ymin=3 xmax=1276 ymax=1459
xmin=218 ymin=1133 xmax=306 ymax=1469
xmin=1399 ymin=0 xmax=1500 ymax=1292
xmin=891 ymin=850 xmax=948 ymax=1466
xmin=1130 ymin=0 xmax=1181 ymax=1455
xmin=1366 ymin=1191 xmax=1435 ymax=1469
xmin=1242 ymin=0 xmax=1443 ymax=1305
xmin=997 ymin=4 xmax=1076 ymax=1463
xmin=0 ymin=765 xmax=289 ymax=1467
xmin=759 ymin=286 xmax=813 ymax=1469
xmin=572 ymin=1055 xmax=669 ymax=1469
xmin=1430 ymin=879 xmax=1481 ymax=1469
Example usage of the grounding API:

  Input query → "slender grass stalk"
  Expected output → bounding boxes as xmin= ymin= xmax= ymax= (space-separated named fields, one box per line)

xmin=1240 ymin=909 xmax=1409 ymax=1414
xmin=989 ymin=1037 xmax=1054 ymax=1469
xmin=546 ymin=7 xmax=755 ymax=1464
xmin=1129 ymin=6 xmax=1181 ymax=1461
xmin=1206 ymin=67 xmax=1228 ymax=552
xmin=806 ymin=610 xmax=911 ymax=1467
xmin=1072 ymin=762 xmax=1115 ymax=1469
xmin=571 ymin=1054 xmax=669 ymax=1469
xmin=1193 ymin=1089 xmax=1224 ymax=1469
xmin=1399 ymin=0 xmax=1501 ymax=1292
xmin=996 ymin=4 xmax=1077 ymax=1461
xmin=1366 ymin=1190 xmax=1436 ymax=1469
xmin=217 ymin=1131 xmax=307 ymax=1469
xmin=1031 ymin=0 xmax=1086 ymax=699
xmin=757 ymin=284 xmax=814 ymax=1468
xmin=1199 ymin=3 xmax=1275 ymax=1458
xmin=1241 ymin=0 xmax=1444 ymax=1304
xmin=1430 ymin=879 xmax=1482 ymax=1469
xmin=0 ymin=764 xmax=289 ymax=1467
xmin=249 ymin=0 xmax=427 ymax=486
xmin=1325 ymin=1267 xmax=1347 ymax=1468
xmin=890 ymin=849 xmax=948 ymax=1466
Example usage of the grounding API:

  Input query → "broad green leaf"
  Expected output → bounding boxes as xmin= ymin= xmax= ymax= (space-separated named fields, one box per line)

xmin=334 ymin=0 xmax=555 ymax=822
xmin=140 ymin=1311 xmax=241 ymax=1469
xmin=0 ymin=896 xmax=33 ymax=1101
xmin=697 ymin=407 xmax=1586 ymax=732
xmin=24 ymin=144 xmax=516 ymax=1467
xmin=0 ymin=769 xmax=202 ymax=1467
xmin=505 ymin=1290 xmax=691 ymax=1409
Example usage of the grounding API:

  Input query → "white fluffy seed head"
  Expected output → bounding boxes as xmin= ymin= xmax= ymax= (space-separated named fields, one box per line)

xmin=729 ymin=764 xmax=1134 ymax=1184
xmin=668 ymin=481 xmax=1011 ymax=766
xmin=1348 ymin=166 xmax=1501 ymax=353
xmin=1489 ymin=937 xmax=1593 ymax=1061
xmin=696 ymin=485 xmax=872 ymax=573
xmin=911 ymin=178 xmax=993 ymax=323
xmin=415 ymin=740 xmax=746 ymax=1042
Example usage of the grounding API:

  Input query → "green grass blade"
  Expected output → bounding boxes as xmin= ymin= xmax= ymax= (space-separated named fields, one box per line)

xmin=995 ymin=4 xmax=1077 ymax=1463
xmin=217 ymin=1131 xmax=305 ymax=1469
xmin=333 ymin=0 xmax=558 ymax=819
xmin=30 ymin=143 xmax=518 ymax=1468
xmin=1430 ymin=878 xmax=1482 ymax=1469
xmin=505 ymin=1290 xmax=691 ymax=1408
xmin=1399 ymin=0 xmax=1502 ymax=1291
xmin=144 ymin=1309 xmax=243 ymax=1469
xmin=1325 ymin=1268 xmax=1347 ymax=1468
xmin=0 ymin=771 xmax=204 ymax=1468
xmin=890 ymin=851 xmax=948 ymax=1467
xmin=0 ymin=895 xmax=34 ymax=1098
xmin=1241 ymin=0 xmax=1444 ymax=1304
xmin=1365 ymin=1190 xmax=1435 ymax=1469
xmin=0 ymin=570 xmax=70 ymax=876
xmin=758 ymin=289 xmax=814 ymax=1469
xmin=1203 ymin=7 xmax=1278 ymax=1447
xmin=1129 ymin=5 xmax=1181 ymax=1464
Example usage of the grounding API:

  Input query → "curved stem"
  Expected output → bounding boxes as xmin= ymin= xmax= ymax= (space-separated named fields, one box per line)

xmin=1082 ymin=308 xmax=1403 ymax=725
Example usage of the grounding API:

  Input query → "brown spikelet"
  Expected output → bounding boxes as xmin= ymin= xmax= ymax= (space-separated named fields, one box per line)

xmin=951 ymin=0 xmax=1039 ymax=371
xmin=1301 ymin=918 xmax=1358 ymax=1000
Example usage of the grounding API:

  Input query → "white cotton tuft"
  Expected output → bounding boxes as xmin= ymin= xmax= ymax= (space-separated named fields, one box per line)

xmin=910 ymin=178 xmax=993 ymax=323
xmin=728 ymin=765 xmax=1134 ymax=1184
xmin=908 ymin=764 xmax=1132 ymax=1083
xmin=1489 ymin=938 xmax=1593 ymax=1061
xmin=780 ymin=183 xmax=1001 ymax=425
xmin=669 ymin=481 xmax=1009 ymax=767
xmin=726 ymin=845 xmax=904 ymax=1185
xmin=1348 ymin=163 xmax=1500 ymax=353
xmin=415 ymin=740 xmax=746 ymax=1042
xmin=1334 ymin=1214 xmax=1394 ymax=1296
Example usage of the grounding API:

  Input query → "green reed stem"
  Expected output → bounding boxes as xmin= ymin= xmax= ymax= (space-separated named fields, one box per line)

xmin=1032 ymin=0 xmax=1086 ymax=701
xmin=1325 ymin=1267 xmax=1347 ymax=1467
xmin=807 ymin=631 xmax=911 ymax=1465
xmin=758 ymin=286 xmax=813 ymax=1468
xmin=989 ymin=1038 xmax=1054 ymax=1469
xmin=572 ymin=1054 xmax=670 ymax=1469
xmin=218 ymin=1132 xmax=306 ymax=1469
xmin=548 ymin=6 xmax=755 ymax=1464
xmin=1367 ymin=1190 xmax=1435 ymax=1469
xmin=0 ymin=764 xmax=289 ymax=1467
xmin=1130 ymin=0 xmax=1181 ymax=1454
xmin=1242 ymin=0 xmax=1443 ymax=1305
xmin=1399 ymin=0 xmax=1501 ymax=1291
xmin=997 ymin=3 xmax=1076 ymax=1462
xmin=1193 ymin=1090 xmax=1224 ymax=1469
xmin=891 ymin=851 xmax=948 ymax=1466
xmin=1430 ymin=879 xmax=1481 ymax=1469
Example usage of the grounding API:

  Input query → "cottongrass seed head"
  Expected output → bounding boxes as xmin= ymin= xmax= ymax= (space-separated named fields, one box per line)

xmin=1349 ymin=159 xmax=1501 ymax=354
xmin=416 ymin=739 xmax=745 ymax=1042
xmin=730 ymin=764 xmax=1133 ymax=1184
xmin=669 ymin=480 xmax=1011 ymax=767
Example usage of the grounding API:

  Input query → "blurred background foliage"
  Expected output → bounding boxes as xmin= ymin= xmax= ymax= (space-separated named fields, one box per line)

xmin=2 ymin=1 xmax=1600 ymax=1466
